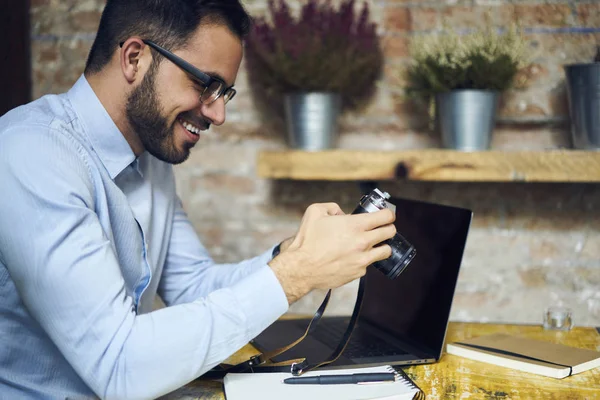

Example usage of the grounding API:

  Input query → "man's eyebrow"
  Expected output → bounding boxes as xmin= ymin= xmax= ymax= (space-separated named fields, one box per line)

xmin=205 ymin=71 xmax=235 ymax=87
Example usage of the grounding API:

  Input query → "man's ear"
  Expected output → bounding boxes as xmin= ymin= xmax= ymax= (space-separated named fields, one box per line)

xmin=119 ymin=38 xmax=151 ymax=83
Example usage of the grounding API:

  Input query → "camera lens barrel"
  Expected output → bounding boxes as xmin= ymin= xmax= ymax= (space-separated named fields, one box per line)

xmin=352 ymin=189 xmax=417 ymax=279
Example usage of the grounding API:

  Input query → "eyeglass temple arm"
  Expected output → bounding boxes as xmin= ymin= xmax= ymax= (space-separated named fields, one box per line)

xmin=119 ymin=39 xmax=213 ymax=86
xmin=144 ymin=40 xmax=215 ymax=86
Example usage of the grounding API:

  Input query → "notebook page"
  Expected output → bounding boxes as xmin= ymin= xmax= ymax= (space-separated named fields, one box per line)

xmin=223 ymin=366 xmax=419 ymax=400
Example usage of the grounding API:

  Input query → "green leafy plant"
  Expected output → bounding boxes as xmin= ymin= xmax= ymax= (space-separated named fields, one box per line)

xmin=245 ymin=0 xmax=383 ymax=113
xmin=405 ymin=25 xmax=529 ymax=99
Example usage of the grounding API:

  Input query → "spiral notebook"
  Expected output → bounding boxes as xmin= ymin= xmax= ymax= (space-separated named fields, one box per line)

xmin=223 ymin=365 xmax=424 ymax=400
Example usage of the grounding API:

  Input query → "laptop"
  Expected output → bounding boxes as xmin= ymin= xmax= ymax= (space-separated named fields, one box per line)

xmin=251 ymin=197 xmax=473 ymax=369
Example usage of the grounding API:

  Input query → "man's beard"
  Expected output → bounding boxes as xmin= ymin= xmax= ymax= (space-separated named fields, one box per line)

xmin=125 ymin=64 xmax=194 ymax=165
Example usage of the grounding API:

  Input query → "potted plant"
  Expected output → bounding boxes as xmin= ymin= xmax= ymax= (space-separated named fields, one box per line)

xmin=245 ymin=0 xmax=383 ymax=151
xmin=564 ymin=46 xmax=600 ymax=150
xmin=404 ymin=25 xmax=528 ymax=151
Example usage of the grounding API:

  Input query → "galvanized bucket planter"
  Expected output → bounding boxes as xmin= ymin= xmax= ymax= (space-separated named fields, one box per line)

xmin=564 ymin=63 xmax=600 ymax=150
xmin=435 ymin=90 xmax=500 ymax=151
xmin=283 ymin=92 xmax=341 ymax=151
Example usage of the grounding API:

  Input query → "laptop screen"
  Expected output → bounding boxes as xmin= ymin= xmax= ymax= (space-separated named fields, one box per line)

xmin=359 ymin=197 xmax=472 ymax=358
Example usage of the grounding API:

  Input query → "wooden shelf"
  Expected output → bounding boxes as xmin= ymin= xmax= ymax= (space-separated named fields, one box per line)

xmin=257 ymin=150 xmax=600 ymax=182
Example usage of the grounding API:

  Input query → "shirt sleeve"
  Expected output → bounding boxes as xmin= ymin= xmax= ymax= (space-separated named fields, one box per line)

xmin=158 ymin=197 xmax=285 ymax=306
xmin=0 ymin=128 xmax=288 ymax=399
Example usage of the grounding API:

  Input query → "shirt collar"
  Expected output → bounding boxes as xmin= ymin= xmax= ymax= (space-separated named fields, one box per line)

xmin=67 ymin=74 xmax=137 ymax=180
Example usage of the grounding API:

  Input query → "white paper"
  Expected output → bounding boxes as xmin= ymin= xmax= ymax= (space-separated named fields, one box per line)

xmin=223 ymin=365 xmax=419 ymax=400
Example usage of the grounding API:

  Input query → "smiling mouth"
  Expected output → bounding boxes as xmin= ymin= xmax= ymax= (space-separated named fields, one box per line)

xmin=179 ymin=118 xmax=204 ymax=135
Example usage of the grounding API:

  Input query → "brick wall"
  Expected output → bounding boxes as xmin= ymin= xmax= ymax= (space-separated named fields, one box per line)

xmin=30 ymin=0 xmax=600 ymax=326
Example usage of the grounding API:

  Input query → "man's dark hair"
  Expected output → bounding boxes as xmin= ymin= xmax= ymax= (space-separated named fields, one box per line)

xmin=85 ymin=0 xmax=251 ymax=74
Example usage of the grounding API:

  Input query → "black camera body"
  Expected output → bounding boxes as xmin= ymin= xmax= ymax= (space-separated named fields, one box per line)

xmin=352 ymin=188 xmax=416 ymax=279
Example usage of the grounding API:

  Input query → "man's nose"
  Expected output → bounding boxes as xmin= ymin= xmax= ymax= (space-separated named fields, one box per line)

xmin=201 ymin=96 xmax=226 ymax=126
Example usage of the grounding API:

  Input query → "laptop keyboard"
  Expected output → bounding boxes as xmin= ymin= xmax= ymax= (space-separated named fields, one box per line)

xmin=311 ymin=320 xmax=408 ymax=359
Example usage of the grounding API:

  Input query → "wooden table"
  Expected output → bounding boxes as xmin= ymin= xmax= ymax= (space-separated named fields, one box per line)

xmin=161 ymin=322 xmax=600 ymax=400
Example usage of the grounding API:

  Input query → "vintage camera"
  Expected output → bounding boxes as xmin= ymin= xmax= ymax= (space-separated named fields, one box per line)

xmin=352 ymin=188 xmax=416 ymax=279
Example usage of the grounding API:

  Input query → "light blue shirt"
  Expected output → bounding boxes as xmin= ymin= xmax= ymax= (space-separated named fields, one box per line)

xmin=0 ymin=75 xmax=288 ymax=399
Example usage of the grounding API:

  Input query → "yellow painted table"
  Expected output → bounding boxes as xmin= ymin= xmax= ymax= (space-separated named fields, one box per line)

xmin=161 ymin=322 xmax=600 ymax=400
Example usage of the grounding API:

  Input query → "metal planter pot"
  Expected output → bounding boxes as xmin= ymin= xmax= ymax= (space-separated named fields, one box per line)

xmin=284 ymin=92 xmax=341 ymax=151
xmin=435 ymin=90 xmax=500 ymax=151
xmin=564 ymin=63 xmax=600 ymax=150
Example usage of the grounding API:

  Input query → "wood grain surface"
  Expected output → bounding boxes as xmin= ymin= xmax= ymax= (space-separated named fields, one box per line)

xmin=403 ymin=322 xmax=600 ymax=400
xmin=257 ymin=150 xmax=600 ymax=182
xmin=161 ymin=322 xmax=600 ymax=400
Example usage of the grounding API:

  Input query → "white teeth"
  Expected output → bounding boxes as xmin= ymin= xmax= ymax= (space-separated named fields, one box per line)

xmin=180 ymin=119 xmax=200 ymax=135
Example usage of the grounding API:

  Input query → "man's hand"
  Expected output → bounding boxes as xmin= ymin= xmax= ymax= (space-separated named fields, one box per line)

xmin=279 ymin=236 xmax=295 ymax=253
xmin=269 ymin=203 xmax=396 ymax=304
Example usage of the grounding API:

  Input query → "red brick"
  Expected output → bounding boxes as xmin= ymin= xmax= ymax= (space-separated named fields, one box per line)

xmin=31 ymin=3 xmax=104 ymax=36
xmin=32 ymin=39 xmax=91 ymax=97
xmin=513 ymin=63 xmax=550 ymax=89
xmin=580 ymin=235 xmax=600 ymax=260
xmin=192 ymin=173 xmax=256 ymax=195
xmin=65 ymin=39 xmax=93 ymax=63
xmin=381 ymin=35 xmax=409 ymax=58
xmin=451 ymin=292 xmax=492 ymax=308
xmin=519 ymin=268 xmax=547 ymax=288
xmin=578 ymin=3 xmax=600 ymax=27
xmin=393 ymin=98 xmax=429 ymax=130
xmin=514 ymin=4 xmax=573 ymax=28
xmin=403 ymin=33 xmax=437 ymax=59
xmin=410 ymin=8 xmax=438 ymax=31
xmin=185 ymin=144 xmax=258 ymax=172
xmin=548 ymin=87 xmax=569 ymax=118
xmin=498 ymin=90 xmax=549 ymax=119
xmin=384 ymin=7 xmax=411 ymax=33
xmin=492 ymin=126 xmax=569 ymax=150
xmin=51 ymin=68 xmax=80 ymax=90
xmin=530 ymin=239 xmax=561 ymax=259
xmin=383 ymin=63 xmax=408 ymax=88
xmin=441 ymin=6 xmax=485 ymax=30
xmin=521 ymin=213 xmax=586 ymax=231
xmin=32 ymin=40 xmax=59 ymax=64
xmin=68 ymin=10 xmax=102 ymax=33
xmin=526 ymin=33 xmax=598 ymax=65
xmin=358 ymin=86 xmax=394 ymax=117
xmin=31 ymin=8 xmax=65 ymax=36
xmin=437 ymin=5 xmax=519 ymax=33
xmin=481 ymin=4 xmax=517 ymax=27
xmin=32 ymin=69 xmax=52 ymax=100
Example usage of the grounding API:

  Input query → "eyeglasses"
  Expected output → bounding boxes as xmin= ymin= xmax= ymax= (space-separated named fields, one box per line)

xmin=120 ymin=39 xmax=236 ymax=105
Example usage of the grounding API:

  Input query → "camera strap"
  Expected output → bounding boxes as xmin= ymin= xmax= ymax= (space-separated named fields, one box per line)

xmin=203 ymin=275 xmax=366 ymax=379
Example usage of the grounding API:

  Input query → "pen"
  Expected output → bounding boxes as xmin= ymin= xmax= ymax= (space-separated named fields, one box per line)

xmin=283 ymin=372 xmax=396 ymax=385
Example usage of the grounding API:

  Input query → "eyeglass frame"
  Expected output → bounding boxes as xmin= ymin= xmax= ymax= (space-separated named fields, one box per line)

xmin=118 ymin=39 xmax=236 ymax=105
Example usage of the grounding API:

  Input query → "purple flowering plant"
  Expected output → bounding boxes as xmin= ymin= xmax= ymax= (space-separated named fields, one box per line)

xmin=245 ymin=0 xmax=383 ymax=112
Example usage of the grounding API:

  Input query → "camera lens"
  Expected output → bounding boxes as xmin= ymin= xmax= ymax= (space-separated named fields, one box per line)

xmin=352 ymin=195 xmax=416 ymax=280
xmin=373 ymin=233 xmax=416 ymax=279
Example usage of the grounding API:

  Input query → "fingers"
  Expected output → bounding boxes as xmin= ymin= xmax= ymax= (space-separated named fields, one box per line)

xmin=346 ymin=245 xmax=393 ymax=284
xmin=365 ymin=223 xmax=396 ymax=247
xmin=368 ymin=243 xmax=393 ymax=263
xmin=308 ymin=202 xmax=345 ymax=216
xmin=354 ymin=208 xmax=395 ymax=230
